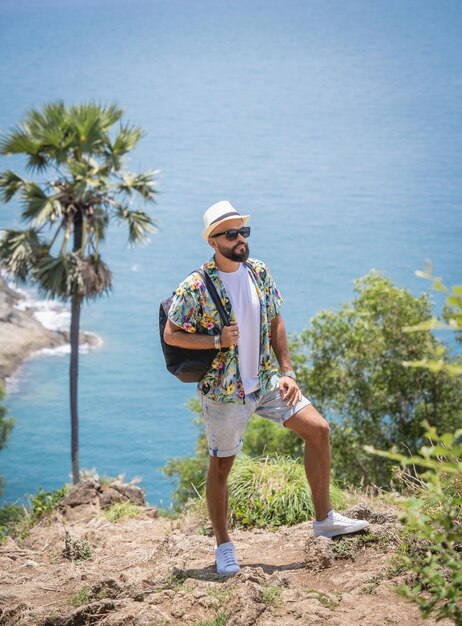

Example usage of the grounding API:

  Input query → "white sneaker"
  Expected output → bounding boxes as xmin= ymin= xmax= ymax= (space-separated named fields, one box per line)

xmin=215 ymin=541 xmax=240 ymax=576
xmin=313 ymin=509 xmax=370 ymax=538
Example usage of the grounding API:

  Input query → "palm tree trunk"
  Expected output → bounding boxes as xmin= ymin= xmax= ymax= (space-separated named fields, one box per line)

xmin=70 ymin=292 xmax=81 ymax=484
xmin=70 ymin=209 xmax=83 ymax=484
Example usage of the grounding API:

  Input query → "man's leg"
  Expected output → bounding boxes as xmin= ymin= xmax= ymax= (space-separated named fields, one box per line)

xmin=206 ymin=454 xmax=236 ymax=546
xmin=283 ymin=404 xmax=332 ymax=522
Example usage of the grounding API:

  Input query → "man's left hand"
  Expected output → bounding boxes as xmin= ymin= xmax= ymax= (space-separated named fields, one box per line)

xmin=279 ymin=376 xmax=302 ymax=407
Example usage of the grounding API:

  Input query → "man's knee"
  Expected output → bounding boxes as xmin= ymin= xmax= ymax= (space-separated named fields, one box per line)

xmin=284 ymin=404 xmax=330 ymax=442
xmin=208 ymin=454 xmax=236 ymax=481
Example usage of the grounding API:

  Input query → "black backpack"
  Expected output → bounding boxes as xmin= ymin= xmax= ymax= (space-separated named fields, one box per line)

xmin=159 ymin=269 xmax=230 ymax=382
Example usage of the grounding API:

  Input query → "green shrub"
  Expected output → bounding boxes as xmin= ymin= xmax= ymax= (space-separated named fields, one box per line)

xmin=292 ymin=268 xmax=462 ymax=488
xmin=0 ymin=484 xmax=69 ymax=541
xmin=30 ymin=485 xmax=69 ymax=518
xmin=0 ymin=503 xmax=27 ymax=542
xmin=227 ymin=452 xmax=346 ymax=529
xmin=365 ymin=421 xmax=462 ymax=624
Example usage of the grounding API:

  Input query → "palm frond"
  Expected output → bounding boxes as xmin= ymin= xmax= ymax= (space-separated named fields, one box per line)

xmin=25 ymin=101 xmax=77 ymax=166
xmin=117 ymin=170 xmax=159 ymax=201
xmin=0 ymin=229 xmax=44 ymax=282
xmin=67 ymin=157 xmax=110 ymax=197
xmin=32 ymin=253 xmax=70 ymax=300
xmin=67 ymin=101 xmax=123 ymax=156
xmin=0 ymin=170 xmax=27 ymax=202
xmin=113 ymin=205 xmax=157 ymax=244
xmin=1 ymin=102 xmax=70 ymax=170
xmin=70 ymin=100 xmax=123 ymax=132
xmin=21 ymin=183 xmax=62 ymax=226
xmin=0 ymin=124 xmax=39 ymax=156
xmin=33 ymin=251 xmax=112 ymax=302
xmin=110 ymin=123 xmax=144 ymax=157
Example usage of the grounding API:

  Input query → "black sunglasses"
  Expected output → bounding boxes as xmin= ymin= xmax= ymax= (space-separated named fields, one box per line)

xmin=210 ymin=226 xmax=251 ymax=241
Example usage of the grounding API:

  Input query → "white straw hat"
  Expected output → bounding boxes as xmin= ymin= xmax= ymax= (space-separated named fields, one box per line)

xmin=202 ymin=200 xmax=250 ymax=240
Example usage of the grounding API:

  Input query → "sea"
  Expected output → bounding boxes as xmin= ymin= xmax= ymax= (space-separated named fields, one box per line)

xmin=0 ymin=0 xmax=461 ymax=508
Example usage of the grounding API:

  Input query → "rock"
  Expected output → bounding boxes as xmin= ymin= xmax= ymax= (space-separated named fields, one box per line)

xmin=148 ymin=590 xmax=175 ymax=605
xmin=144 ymin=507 xmax=159 ymax=519
xmin=343 ymin=503 xmax=398 ymax=524
xmin=99 ymin=481 xmax=146 ymax=509
xmin=42 ymin=599 xmax=118 ymax=626
xmin=267 ymin=571 xmax=291 ymax=588
xmin=230 ymin=566 xmax=267 ymax=585
xmin=133 ymin=607 xmax=171 ymax=625
xmin=226 ymin=580 xmax=266 ymax=626
xmin=0 ymin=601 xmax=30 ymax=625
xmin=60 ymin=479 xmax=102 ymax=508
xmin=58 ymin=479 xmax=102 ymax=522
xmin=89 ymin=578 xmax=123 ymax=600
xmin=170 ymin=604 xmax=185 ymax=618
xmin=197 ymin=595 xmax=220 ymax=609
xmin=304 ymin=536 xmax=336 ymax=571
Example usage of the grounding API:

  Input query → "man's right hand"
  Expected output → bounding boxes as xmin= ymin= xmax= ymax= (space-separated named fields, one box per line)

xmin=220 ymin=321 xmax=240 ymax=347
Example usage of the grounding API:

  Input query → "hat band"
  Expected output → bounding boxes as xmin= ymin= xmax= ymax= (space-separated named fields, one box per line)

xmin=210 ymin=211 xmax=240 ymax=225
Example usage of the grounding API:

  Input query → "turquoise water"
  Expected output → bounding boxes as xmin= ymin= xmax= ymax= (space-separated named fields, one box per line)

xmin=0 ymin=0 xmax=461 ymax=507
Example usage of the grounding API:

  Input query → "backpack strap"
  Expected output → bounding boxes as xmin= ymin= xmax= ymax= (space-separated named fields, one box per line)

xmin=192 ymin=262 xmax=258 ymax=328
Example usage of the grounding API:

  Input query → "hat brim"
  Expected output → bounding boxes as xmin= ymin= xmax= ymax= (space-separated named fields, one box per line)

xmin=203 ymin=214 xmax=251 ymax=240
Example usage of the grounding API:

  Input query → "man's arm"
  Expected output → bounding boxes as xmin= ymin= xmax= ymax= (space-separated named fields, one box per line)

xmin=164 ymin=319 xmax=214 ymax=349
xmin=270 ymin=314 xmax=302 ymax=407
xmin=164 ymin=319 xmax=238 ymax=349
xmin=270 ymin=314 xmax=293 ymax=372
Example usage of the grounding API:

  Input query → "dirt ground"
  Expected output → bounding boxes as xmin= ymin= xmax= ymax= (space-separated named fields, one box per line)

xmin=0 ymin=481 xmax=455 ymax=626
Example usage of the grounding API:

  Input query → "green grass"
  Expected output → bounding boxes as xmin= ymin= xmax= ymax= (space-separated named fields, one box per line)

xmin=101 ymin=501 xmax=145 ymax=523
xmin=70 ymin=586 xmax=90 ymax=607
xmin=228 ymin=452 xmax=347 ymax=529
xmin=197 ymin=612 xmax=229 ymax=626
xmin=262 ymin=584 xmax=282 ymax=607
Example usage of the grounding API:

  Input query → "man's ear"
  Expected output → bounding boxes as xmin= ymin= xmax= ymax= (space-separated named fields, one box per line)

xmin=208 ymin=237 xmax=217 ymax=251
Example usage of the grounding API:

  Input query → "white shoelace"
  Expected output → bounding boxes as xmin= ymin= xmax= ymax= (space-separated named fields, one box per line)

xmin=220 ymin=546 xmax=237 ymax=566
xmin=332 ymin=511 xmax=354 ymax=523
xmin=315 ymin=511 xmax=354 ymax=525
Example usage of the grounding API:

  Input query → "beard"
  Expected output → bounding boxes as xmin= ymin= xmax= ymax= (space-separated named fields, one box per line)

xmin=218 ymin=240 xmax=250 ymax=262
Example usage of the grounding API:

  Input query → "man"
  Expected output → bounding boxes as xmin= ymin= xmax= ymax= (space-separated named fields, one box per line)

xmin=164 ymin=200 xmax=369 ymax=576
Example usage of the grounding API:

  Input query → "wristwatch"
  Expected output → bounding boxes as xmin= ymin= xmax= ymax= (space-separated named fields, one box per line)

xmin=283 ymin=370 xmax=297 ymax=380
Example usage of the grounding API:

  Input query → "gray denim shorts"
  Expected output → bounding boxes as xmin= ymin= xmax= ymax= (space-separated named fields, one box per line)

xmin=198 ymin=384 xmax=312 ymax=457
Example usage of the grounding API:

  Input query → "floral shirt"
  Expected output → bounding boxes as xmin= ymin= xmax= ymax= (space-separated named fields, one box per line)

xmin=168 ymin=256 xmax=284 ymax=403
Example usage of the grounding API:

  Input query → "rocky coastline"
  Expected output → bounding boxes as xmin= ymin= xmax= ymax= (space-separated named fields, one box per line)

xmin=0 ymin=274 xmax=102 ymax=390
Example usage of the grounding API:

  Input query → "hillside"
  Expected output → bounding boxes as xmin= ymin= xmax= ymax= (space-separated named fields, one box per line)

xmin=0 ymin=478 xmax=453 ymax=626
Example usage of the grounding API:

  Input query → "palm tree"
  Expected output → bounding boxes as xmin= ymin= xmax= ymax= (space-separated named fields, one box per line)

xmin=0 ymin=100 xmax=158 ymax=484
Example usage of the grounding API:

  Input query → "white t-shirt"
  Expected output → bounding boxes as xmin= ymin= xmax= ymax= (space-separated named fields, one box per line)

xmin=218 ymin=264 xmax=261 ymax=394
